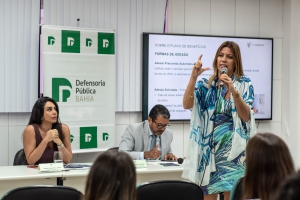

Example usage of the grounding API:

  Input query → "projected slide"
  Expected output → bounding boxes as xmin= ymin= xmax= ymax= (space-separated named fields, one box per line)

xmin=143 ymin=33 xmax=273 ymax=120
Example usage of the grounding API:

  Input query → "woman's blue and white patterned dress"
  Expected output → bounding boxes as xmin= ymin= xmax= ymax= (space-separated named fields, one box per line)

xmin=200 ymin=88 xmax=246 ymax=194
xmin=182 ymin=76 xmax=257 ymax=194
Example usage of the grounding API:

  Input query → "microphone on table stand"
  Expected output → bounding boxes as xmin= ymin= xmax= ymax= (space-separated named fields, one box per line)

xmin=177 ymin=158 xmax=184 ymax=164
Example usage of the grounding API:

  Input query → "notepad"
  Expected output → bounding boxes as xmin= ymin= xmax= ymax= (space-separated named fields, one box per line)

xmin=64 ymin=164 xmax=91 ymax=169
xmin=159 ymin=163 xmax=180 ymax=167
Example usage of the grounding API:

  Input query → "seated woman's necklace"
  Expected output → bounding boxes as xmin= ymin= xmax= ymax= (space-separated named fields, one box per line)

xmin=38 ymin=125 xmax=51 ymax=137
xmin=38 ymin=125 xmax=54 ymax=148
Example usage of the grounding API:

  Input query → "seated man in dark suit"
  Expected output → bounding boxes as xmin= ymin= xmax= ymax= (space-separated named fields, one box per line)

xmin=119 ymin=104 xmax=177 ymax=160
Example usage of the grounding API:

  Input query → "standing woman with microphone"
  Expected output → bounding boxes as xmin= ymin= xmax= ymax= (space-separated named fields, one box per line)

xmin=181 ymin=41 xmax=256 ymax=200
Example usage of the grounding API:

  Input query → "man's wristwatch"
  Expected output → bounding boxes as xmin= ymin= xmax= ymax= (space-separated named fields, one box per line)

xmin=57 ymin=143 xmax=64 ymax=148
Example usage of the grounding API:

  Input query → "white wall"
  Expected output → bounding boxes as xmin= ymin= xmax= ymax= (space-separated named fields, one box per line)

xmin=167 ymin=0 xmax=284 ymax=159
xmin=0 ymin=113 xmax=30 ymax=166
xmin=0 ymin=0 xmax=40 ymax=112
xmin=3 ymin=0 xmax=300 ymax=167
xmin=42 ymin=0 xmax=166 ymax=112
xmin=282 ymin=0 xmax=300 ymax=168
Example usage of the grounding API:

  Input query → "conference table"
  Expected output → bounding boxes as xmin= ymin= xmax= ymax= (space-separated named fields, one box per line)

xmin=0 ymin=161 xmax=185 ymax=197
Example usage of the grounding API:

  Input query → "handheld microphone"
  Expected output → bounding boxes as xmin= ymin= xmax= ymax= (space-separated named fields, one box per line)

xmin=220 ymin=67 xmax=228 ymax=86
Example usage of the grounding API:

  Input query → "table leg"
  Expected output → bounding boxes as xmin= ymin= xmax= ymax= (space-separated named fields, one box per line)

xmin=57 ymin=177 xmax=66 ymax=185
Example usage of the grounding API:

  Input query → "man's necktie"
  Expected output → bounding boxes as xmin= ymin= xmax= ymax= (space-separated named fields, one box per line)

xmin=150 ymin=134 xmax=157 ymax=150
xmin=156 ymin=136 xmax=161 ymax=151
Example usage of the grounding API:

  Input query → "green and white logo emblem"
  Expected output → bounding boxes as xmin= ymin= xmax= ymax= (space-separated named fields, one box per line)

xmin=80 ymin=127 xmax=98 ymax=149
xmin=48 ymin=36 xmax=55 ymax=45
xmin=52 ymin=78 xmax=72 ymax=102
xmin=62 ymin=30 xmax=80 ymax=53
xmin=102 ymin=132 xmax=109 ymax=141
xmin=86 ymin=38 xmax=92 ymax=47
xmin=70 ymin=134 xmax=74 ymax=143
xmin=98 ymin=33 xmax=114 ymax=54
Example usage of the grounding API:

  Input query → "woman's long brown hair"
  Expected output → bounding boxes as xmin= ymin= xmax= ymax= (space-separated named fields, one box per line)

xmin=84 ymin=151 xmax=137 ymax=200
xmin=242 ymin=133 xmax=295 ymax=200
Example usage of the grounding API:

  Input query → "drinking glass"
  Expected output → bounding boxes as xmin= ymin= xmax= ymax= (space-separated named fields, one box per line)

xmin=53 ymin=151 xmax=63 ymax=163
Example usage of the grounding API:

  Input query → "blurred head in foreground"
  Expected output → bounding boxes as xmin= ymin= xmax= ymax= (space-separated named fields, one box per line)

xmin=84 ymin=151 xmax=137 ymax=200
xmin=243 ymin=133 xmax=295 ymax=200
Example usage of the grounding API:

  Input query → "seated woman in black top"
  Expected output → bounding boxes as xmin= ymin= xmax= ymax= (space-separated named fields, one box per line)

xmin=23 ymin=97 xmax=72 ymax=165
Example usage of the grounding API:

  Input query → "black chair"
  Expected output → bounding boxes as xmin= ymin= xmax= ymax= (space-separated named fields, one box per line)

xmin=1 ymin=185 xmax=83 ymax=200
xmin=229 ymin=177 xmax=243 ymax=200
xmin=137 ymin=180 xmax=204 ymax=200
xmin=13 ymin=149 xmax=26 ymax=165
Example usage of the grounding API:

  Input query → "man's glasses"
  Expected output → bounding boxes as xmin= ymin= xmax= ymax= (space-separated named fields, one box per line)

xmin=152 ymin=119 xmax=170 ymax=129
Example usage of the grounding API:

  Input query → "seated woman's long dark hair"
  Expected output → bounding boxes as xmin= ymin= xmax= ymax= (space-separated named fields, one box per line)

xmin=243 ymin=133 xmax=295 ymax=200
xmin=84 ymin=151 xmax=137 ymax=200
xmin=28 ymin=97 xmax=63 ymax=138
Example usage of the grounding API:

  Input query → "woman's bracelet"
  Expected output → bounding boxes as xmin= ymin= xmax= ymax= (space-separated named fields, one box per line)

xmin=186 ymin=90 xmax=194 ymax=99
xmin=232 ymin=90 xmax=240 ymax=98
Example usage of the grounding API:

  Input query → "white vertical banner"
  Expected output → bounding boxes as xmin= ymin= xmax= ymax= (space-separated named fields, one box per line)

xmin=42 ymin=25 xmax=115 ymax=153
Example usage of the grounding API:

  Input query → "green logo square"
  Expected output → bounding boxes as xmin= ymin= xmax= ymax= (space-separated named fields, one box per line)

xmin=52 ymin=78 xmax=72 ymax=102
xmin=62 ymin=30 xmax=80 ymax=53
xmin=80 ymin=126 xmax=98 ymax=149
xmin=98 ymin=33 xmax=115 ymax=54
